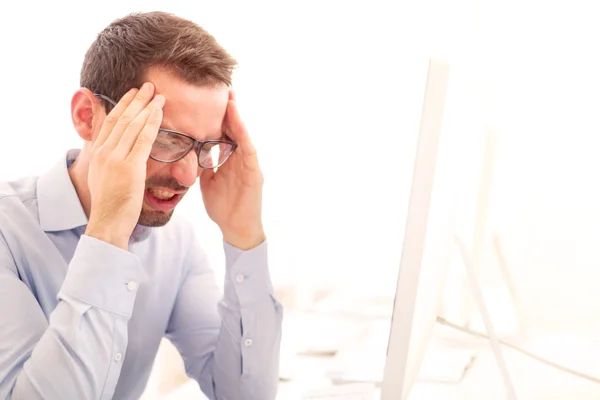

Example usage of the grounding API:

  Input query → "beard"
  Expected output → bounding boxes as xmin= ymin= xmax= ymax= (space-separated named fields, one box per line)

xmin=137 ymin=175 xmax=189 ymax=227
xmin=138 ymin=207 xmax=175 ymax=227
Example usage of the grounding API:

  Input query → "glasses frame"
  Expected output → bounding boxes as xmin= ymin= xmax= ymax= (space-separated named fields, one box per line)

xmin=93 ymin=93 xmax=238 ymax=169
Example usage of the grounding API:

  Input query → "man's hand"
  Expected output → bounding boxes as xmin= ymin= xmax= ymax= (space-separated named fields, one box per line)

xmin=85 ymin=83 xmax=165 ymax=250
xmin=200 ymin=91 xmax=266 ymax=250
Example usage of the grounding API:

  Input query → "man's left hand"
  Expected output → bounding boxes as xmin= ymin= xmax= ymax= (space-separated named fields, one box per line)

xmin=200 ymin=91 xmax=266 ymax=250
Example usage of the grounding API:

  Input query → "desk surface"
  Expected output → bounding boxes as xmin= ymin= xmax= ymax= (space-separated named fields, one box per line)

xmin=155 ymin=310 xmax=600 ymax=399
xmin=276 ymin=311 xmax=600 ymax=400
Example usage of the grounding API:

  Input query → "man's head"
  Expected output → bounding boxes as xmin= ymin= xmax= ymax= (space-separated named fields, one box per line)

xmin=71 ymin=12 xmax=237 ymax=227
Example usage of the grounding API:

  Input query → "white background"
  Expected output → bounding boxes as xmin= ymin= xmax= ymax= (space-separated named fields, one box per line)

xmin=1 ymin=0 xmax=600 ymax=337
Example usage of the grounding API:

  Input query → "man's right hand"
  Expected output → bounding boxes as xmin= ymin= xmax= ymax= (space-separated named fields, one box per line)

xmin=85 ymin=83 xmax=165 ymax=250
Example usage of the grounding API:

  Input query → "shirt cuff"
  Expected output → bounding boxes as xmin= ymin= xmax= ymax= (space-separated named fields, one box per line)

xmin=59 ymin=235 xmax=143 ymax=318
xmin=224 ymin=240 xmax=274 ymax=306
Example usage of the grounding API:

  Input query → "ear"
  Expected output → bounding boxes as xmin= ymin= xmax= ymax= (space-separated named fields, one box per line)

xmin=71 ymin=88 xmax=103 ymax=142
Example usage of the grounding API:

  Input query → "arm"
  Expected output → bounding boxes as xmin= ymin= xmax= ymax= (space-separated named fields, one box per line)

xmin=165 ymin=234 xmax=283 ymax=400
xmin=0 ymin=234 xmax=142 ymax=400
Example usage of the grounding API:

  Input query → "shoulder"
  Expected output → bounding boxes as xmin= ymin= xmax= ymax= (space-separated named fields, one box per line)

xmin=0 ymin=176 xmax=38 ymax=209
xmin=0 ymin=176 xmax=39 ymax=230
xmin=0 ymin=177 xmax=38 ymax=275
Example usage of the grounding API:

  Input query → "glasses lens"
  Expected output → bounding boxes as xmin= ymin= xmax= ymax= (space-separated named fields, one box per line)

xmin=151 ymin=131 xmax=194 ymax=161
xmin=198 ymin=142 xmax=235 ymax=168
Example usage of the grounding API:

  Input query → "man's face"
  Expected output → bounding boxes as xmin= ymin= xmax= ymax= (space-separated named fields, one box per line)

xmin=133 ymin=68 xmax=229 ymax=226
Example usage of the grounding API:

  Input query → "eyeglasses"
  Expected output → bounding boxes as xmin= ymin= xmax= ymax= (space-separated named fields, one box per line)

xmin=94 ymin=93 xmax=237 ymax=169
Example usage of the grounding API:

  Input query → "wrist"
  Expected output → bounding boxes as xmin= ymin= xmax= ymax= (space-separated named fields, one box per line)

xmin=223 ymin=229 xmax=266 ymax=251
xmin=85 ymin=223 xmax=129 ymax=250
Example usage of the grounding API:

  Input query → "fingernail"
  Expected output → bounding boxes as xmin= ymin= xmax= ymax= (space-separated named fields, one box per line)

xmin=142 ymin=82 xmax=153 ymax=92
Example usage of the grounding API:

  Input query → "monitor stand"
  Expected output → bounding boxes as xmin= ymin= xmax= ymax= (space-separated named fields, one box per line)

xmin=454 ymin=235 xmax=519 ymax=400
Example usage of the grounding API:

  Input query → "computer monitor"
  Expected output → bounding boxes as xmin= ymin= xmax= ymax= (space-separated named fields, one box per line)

xmin=380 ymin=57 xmax=458 ymax=400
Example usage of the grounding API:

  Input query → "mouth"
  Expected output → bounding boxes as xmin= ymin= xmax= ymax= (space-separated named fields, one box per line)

xmin=144 ymin=188 xmax=184 ymax=212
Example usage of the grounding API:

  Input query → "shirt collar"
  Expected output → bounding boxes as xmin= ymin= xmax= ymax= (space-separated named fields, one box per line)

xmin=37 ymin=149 xmax=88 ymax=232
xmin=37 ymin=149 xmax=153 ymax=242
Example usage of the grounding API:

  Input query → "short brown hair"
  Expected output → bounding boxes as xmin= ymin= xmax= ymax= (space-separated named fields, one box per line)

xmin=80 ymin=11 xmax=237 ymax=110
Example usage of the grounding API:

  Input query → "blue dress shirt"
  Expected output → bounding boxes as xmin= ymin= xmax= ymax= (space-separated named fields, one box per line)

xmin=0 ymin=150 xmax=283 ymax=400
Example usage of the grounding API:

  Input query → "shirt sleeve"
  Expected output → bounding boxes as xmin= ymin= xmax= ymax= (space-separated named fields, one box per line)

xmin=0 ymin=234 xmax=143 ymax=400
xmin=165 ymin=232 xmax=283 ymax=400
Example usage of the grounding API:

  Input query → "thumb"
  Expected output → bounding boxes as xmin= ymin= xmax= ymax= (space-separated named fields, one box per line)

xmin=199 ymin=169 xmax=215 ymax=193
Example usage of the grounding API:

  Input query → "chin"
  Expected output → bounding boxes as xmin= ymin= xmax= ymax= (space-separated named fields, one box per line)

xmin=137 ymin=209 xmax=175 ymax=227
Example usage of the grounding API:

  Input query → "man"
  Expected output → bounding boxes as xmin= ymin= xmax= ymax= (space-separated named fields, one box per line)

xmin=0 ymin=11 xmax=282 ymax=400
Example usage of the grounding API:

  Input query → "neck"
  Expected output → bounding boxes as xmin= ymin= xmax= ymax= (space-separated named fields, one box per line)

xmin=68 ymin=152 xmax=92 ymax=219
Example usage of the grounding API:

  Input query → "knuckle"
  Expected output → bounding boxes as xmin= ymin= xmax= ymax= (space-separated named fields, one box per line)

xmin=136 ymin=130 xmax=156 ymax=148
xmin=106 ymin=154 xmax=131 ymax=171
xmin=118 ymin=114 xmax=132 ymax=125
xmin=126 ymin=118 xmax=144 ymax=131
xmin=256 ymin=171 xmax=265 ymax=185
xmin=90 ymin=147 xmax=107 ymax=161
xmin=134 ymin=93 xmax=148 ymax=103
xmin=106 ymin=153 xmax=122 ymax=165
xmin=104 ymin=115 xmax=118 ymax=126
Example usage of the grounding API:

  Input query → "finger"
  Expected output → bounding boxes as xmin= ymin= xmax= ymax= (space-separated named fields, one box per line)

xmin=94 ymin=88 xmax=139 ymax=147
xmin=224 ymin=99 xmax=256 ymax=155
xmin=199 ymin=168 xmax=215 ymax=191
xmin=126 ymin=104 xmax=164 ymax=164
xmin=116 ymin=94 xmax=165 ymax=157
xmin=101 ymin=82 xmax=156 ymax=150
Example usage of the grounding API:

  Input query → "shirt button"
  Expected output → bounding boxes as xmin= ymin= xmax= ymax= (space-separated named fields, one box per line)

xmin=114 ymin=353 xmax=122 ymax=362
xmin=126 ymin=281 xmax=138 ymax=291
xmin=236 ymin=274 xmax=245 ymax=283
xmin=244 ymin=338 xmax=253 ymax=347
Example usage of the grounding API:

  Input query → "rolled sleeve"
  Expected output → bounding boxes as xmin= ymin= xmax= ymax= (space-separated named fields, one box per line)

xmin=59 ymin=235 xmax=143 ymax=318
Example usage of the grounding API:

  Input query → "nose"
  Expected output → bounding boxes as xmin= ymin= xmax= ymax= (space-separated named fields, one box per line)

xmin=169 ymin=150 xmax=199 ymax=187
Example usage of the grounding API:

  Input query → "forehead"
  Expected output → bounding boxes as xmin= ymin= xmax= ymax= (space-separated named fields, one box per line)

xmin=145 ymin=67 xmax=229 ymax=140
